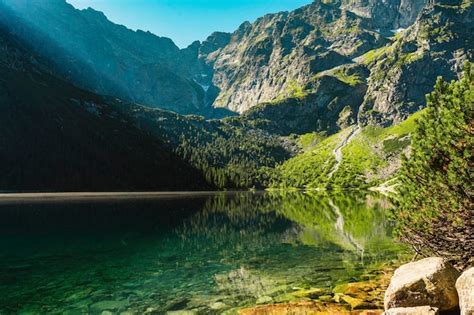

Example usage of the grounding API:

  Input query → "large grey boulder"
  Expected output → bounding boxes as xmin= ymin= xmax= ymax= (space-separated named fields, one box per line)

xmin=383 ymin=306 xmax=439 ymax=315
xmin=384 ymin=257 xmax=460 ymax=311
xmin=456 ymin=267 xmax=474 ymax=315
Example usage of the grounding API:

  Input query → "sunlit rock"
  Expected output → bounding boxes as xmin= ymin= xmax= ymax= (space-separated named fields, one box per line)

xmin=456 ymin=267 xmax=474 ymax=315
xmin=384 ymin=257 xmax=460 ymax=311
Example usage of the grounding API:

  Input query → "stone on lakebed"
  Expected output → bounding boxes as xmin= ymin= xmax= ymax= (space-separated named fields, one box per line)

xmin=90 ymin=300 xmax=129 ymax=312
xmin=238 ymin=301 xmax=383 ymax=315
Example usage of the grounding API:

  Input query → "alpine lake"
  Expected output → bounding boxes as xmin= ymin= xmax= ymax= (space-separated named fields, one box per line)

xmin=0 ymin=191 xmax=408 ymax=314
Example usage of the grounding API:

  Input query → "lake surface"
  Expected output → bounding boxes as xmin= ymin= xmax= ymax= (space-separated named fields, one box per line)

xmin=0 ymin=191 xmax=406 ymax=314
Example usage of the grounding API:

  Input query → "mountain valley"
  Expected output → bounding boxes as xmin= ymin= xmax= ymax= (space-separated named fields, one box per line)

xmin=0 ymin=0 xmax=472 ymax=190
xmin=0 ymin=1 xmax=472 ymax=313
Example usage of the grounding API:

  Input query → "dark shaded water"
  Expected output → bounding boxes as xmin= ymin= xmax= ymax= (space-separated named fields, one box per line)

xmin=0 ymin=192 xmax=406 ymax=314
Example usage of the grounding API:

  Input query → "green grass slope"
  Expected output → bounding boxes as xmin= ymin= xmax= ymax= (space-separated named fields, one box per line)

xmin=273 ymin=111 xmax=425 ymax=189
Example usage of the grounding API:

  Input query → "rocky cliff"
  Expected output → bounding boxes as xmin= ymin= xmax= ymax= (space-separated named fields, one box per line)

xmin=206 ymin=1 xmax=386 ymax=113
xmin=1 ymin=0 xmax=471 ymax=129
xmin=213 ymin=0 xmax=472 ymax=130
xmin=359 ymin=0 xmax=473 ymax=125
xmin=340 ymin=0 xmax=429 ymax=30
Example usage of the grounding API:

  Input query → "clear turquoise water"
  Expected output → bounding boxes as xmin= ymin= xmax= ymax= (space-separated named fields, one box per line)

xmin=0 ymin=192 xmax=406 ymax=314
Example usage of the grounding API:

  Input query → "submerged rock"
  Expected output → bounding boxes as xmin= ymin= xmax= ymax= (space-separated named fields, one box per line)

xmin=238 ymin=301 xmax=383 ymax=314
xmin=319 ymin=295 xmax=333 ymax=302
xmin=166 ymin=311 xmax=197 ymax=315
xmin=384 ymin=257 xmax=460 ymax=311
xmin=383 ymin=306 xmax=439 ymax=315
xmin=292 ymin=288 xmax=330 ymax=299
xmin=238 ymin=301 xmax=347 ymax=314
xmin=342 ymin=295 xmax=378 ymax=310
xmin=456 ymin=267 xmax=474 ymax=315
xmin=333 ymin=280 xmax=386 ymax=309
xmin=90 ymin=300 xmax=129 ymax=312
xmin=256 ymin=296 xmax=273 ymax=305
xmin=209 ymin=302 xmax=227 ymax=310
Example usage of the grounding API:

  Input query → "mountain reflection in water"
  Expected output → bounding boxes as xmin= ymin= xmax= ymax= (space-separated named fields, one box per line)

xmin=0 ymin=191 xmax=405 ymax=314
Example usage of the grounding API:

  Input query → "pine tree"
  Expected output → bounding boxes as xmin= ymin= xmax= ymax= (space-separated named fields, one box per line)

xmin=396 ymin=63 xmax=473 ymax=269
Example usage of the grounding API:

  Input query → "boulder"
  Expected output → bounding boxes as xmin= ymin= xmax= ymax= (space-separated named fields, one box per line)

xmin=384 ymin=257 xmax=460 ymax=311
xmin=383 ymin=306 xmax=439 ymax=315
xmin=456 ymin=267 xmax=474 ymax=315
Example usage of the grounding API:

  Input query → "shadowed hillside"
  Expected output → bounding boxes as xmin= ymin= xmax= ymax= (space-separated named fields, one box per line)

xmin=0 ymin=25 xmax=211 ymax=192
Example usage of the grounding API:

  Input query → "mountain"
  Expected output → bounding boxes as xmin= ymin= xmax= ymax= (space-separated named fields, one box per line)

xmin=0 ymin=22 xmax=211 ymax=192
xmin=340 ymin=0 xmax=429 ymax=30
xmin=229 ymin=63 xmax=370 ymax=136
xmin=3 ymin=0 xmax=470 ymax=131
xmin=0 ymin=0 xmax=471 ymax=191
xmin=218 ymin=0 xmax=472 ymax=134
xmin=0 ymin=2 xmax=292 ymax=191
xmin=114 ymin=106 xmax=293 ymax=189
xmin=0 ymin=0 xmax=229 ymax=116
xmin=359 ymin=0 xmax=473 ymax=125
xmin=206 ymin=1 xmax=387 ymax=113
xmin=273 ymin=110 xmax=424 ymax=189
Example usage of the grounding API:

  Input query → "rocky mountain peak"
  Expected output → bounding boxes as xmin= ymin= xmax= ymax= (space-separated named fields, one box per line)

xmin=1 ymin=0 xmax=471 ymax=127
xmin=205 ymin=0 xmax=387 ymax=113
xmin=340 ymin=0 xmax=430 ymax=30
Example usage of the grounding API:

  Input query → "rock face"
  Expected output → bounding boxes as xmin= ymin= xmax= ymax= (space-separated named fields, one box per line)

xmin=207 ymin=0 xmax=473 ymax=130
xmin=206 ymin=1 xmax=386 ymax=113
xmin=384 ymin=257 xmax=460 ymax=312
xmin=383 ymin=306 xmax=439 ymax=315
xmin=206 ymin=0 xmax=472 ymax=122
xmin=359 ymin=2 xmax=473 ymax=126
xmin=238 ymin=64 xmax=369 ymax=135
xmin=456 ymin=268 xmax=474 ymax=315
xmin=1 ymin=0 xmax=472 ymax=132
xmin=341 ymin=0 xmax=429 ymax=30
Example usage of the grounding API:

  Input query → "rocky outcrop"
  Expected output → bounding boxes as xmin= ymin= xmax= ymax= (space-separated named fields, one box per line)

xmin=384 ymin=258 xmax=460 ymax=312
xmin=456 ymin=268 xmax=474 ymax=315
xmin=236 ymin=64 xmax=369 ymax=135
xmin=206 ymin=1 xmax=386 ymax=113
xmin=359 ymin=1 xmax=473 ymax=126
xmin=341 ymin=0 xmax=429 ymax=30
xmin=383 ymin=306 xmax=439 ymax=315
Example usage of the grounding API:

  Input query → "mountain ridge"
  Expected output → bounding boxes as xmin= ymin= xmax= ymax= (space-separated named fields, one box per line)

xmin=2 ymin=0 xmax=470 ymax=127
xmin=0 ymin=0 xmax=472 ymax=190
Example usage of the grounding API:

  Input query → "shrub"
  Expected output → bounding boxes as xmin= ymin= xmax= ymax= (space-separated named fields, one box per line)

xmin=395 ymin=63 xmax=473 ymax=269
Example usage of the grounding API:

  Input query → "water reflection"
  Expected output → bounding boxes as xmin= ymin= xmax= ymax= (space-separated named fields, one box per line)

xmin=0 ymin=192 xmax=405 ymax=314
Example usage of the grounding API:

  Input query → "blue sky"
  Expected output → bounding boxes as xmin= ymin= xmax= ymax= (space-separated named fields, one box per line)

xmin=66 ymin=0 xmax=313 ymax=48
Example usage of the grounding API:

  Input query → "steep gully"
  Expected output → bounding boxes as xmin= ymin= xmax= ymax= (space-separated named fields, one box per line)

xmin=326 ymin=123 xmax=365 ymax=257
xmin=327 ymin=124 xmax=362 ymax=179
